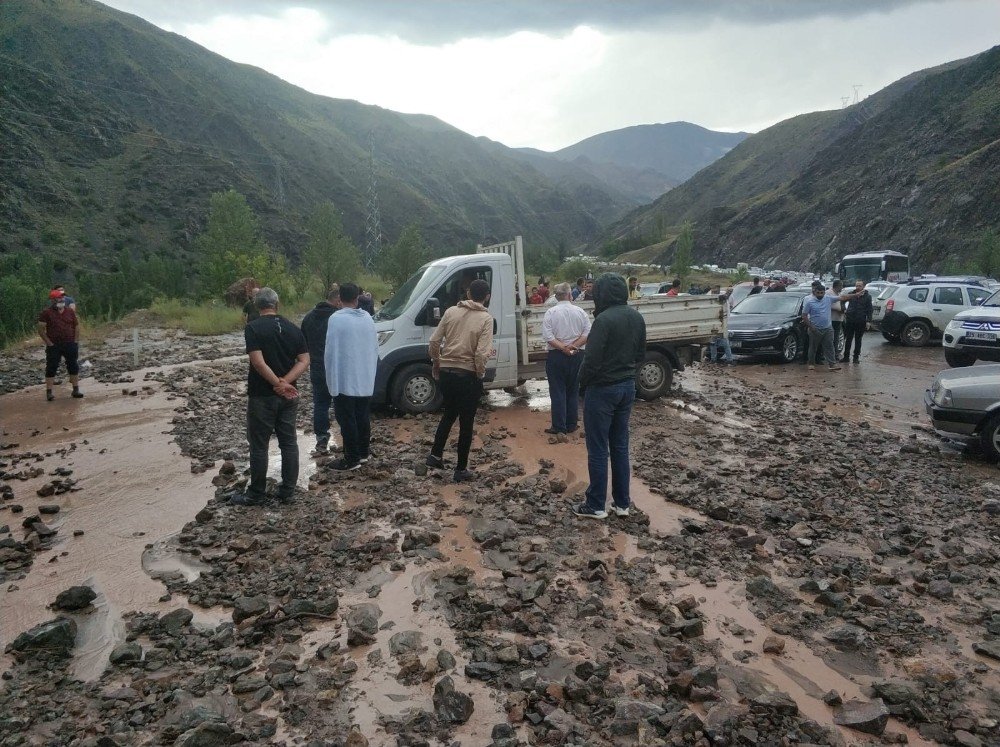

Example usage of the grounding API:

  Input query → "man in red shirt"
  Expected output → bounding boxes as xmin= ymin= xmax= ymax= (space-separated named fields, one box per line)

xmin=37 ymin=290 xmax=83 ymax=401
xmin=665 ymin=279 xmax=681 ymax=297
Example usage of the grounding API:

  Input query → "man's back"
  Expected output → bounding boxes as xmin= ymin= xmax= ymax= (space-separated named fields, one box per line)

xmin=245 ymin=315 xmax=307 ymax=396
xmin=579 ymin=275 xmax=646 ymax=389
xmin=325 ymin=309 xmax=378 ymax=397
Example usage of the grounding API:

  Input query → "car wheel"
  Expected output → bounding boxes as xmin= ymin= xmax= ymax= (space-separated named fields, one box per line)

xmin=390 ymin=363 xmax=443 ymax=414
xmin=881 ymin=331 xmax=900 ymax=343
xmin=944 ymin=349 xmax=976 ymax=368
xmin=636 ymin=351 xmax=673 ymax=400
xmin=780 ymin=333 xmax=798 ymax=363
xmin=979 ymin=413 xmax=1000 ymax=461
xmin=901 ymin=320 xmax=931 ymax=347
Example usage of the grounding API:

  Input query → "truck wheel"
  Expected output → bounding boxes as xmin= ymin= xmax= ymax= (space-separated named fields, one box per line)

xmin=944 ymin=349 xmax=976 ymax=367
xmin=979 ymin=413 xmax=1000 ymax=461
xmin=390 ymin=363 xmax=443 ymax=414
xmin=636 ymin=352 xmax=673 ymax=400
xmin=901 ymin=320 xmax=931 ymax=347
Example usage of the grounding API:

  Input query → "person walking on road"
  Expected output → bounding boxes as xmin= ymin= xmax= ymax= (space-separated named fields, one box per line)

xmin=708 ymin=290 xmax=735 ymax=365
xmin=802 ymin=281 xmax=859 ymax=373
xmin=234 ymin=287 xmax=309 ymax=506
xmin=324 ymin=283 xmax=379 ymax=471
xmin=38 ymin=289 xmax=83 ymax=401
xmin=842 ymin=280 xmax=873 ymax=363
xmin=426 ymin=279 xmax=494 ymax=483
xmin=300 ymin=284 xmax=341 ymax=454
xmin=574 ymin=273 xmax=646 ymax=520
xmin=541 ymin=282 xmax=591 ymax=435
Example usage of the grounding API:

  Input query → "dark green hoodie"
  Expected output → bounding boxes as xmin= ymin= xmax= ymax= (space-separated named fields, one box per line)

xmin=579 ymin=273 xmax=647 ymax=389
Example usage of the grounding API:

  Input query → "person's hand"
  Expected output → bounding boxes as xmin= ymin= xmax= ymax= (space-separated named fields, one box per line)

xmin=431 ymin=365 xmax=440 ymax=381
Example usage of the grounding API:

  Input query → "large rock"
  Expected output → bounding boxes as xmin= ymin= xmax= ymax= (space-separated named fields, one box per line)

xmin=972 ymin=641 xmax=1000 ymax=661
xmin=52 ymin=585 xmax=97 ymax=611
xmin=703 ymin=703 xmax=750 ymax=739
xmin=611 ymin=699 xmax=666 ymax=736
xmin=346 ymin=603 xmax=381 ymax=646
xmin=401 ymin=528 xmax=440 ymax=552
xmin=834 ymin=699 xmax=890 ymax=735
xmin=109 ymin=641 xmax=143 ymax=666
xmin=7 ymin=618 xmax=77 ymax=657
xmin=433 ymin=675 xmax=475 ymax=724
xmin=232 ymin=596 xmax=269 ymax=623
xmin=745 ymin=576 xmax=781 ymax=598
xmin=160 ymin=608 xmax=194 ymax=633
xmin=174 ymin=721 xmax=236 ymax=747
xmin=389 ymin=630 xmax=425 ymax=657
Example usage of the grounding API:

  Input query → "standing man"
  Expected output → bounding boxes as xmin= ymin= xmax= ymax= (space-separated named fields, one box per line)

xmin=242 ymin=285 xmax=261 ymax=326
xmin=802 ymin=281 xmax=858 ymax=373
xmin=628 ymin=277 xmax=642 ymax=300
xmin=707 ymin=290 xmax=735 ymax=365
xmin=574 ymin=274 xmax=646 ymax=520
xmin=830 ymin=280 xmax=846 ymax=363
xmin=748 ymin=277 xmax=763 ymax=296
xmin=842 ymin=280 xmax=873 ymax=363
xmin=324 ymin=283 xmax=379 ymax=471
xmin=541 ymin=282 xmax=591 ymax=435
xmin=426 ymin=279 xmax=493 ymax=483
xmin=300 ymin=284 xmax=340 ymax=454
xmin=234 ymin=288 xmax=309 ymax=506
xmin=581 ymin=279 xmax=596 ymax=301
xmin=38 ymin=289 xmax=83 ymax=401
xmin=572 ymin=278 xmax=585 ymax=301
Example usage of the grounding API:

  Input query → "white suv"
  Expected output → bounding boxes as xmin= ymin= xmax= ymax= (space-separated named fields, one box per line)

xmin=942 ymin=289 xmax=1000 ymax=366
xmin=872 ymin=281 xmax=993 ymax=347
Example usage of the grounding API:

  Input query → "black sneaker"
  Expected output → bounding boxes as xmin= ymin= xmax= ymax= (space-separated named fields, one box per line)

xmin=572 ymin=503 xmax=608 ymax=520
xmin=544 ymin=428 xmax=563 ymax=435
xmin=230 ymin=492 xmax=265 ymax=506
xmin=312 ymin=439 xmax=329 ymax=455
xmin=453 ymin=469 xmax=475 ymax=483
xmin=276 ymin=492 xmax=295 ymax=504
xmin=331 ymin=458 xmax=361 ymax=472
xmin=46 ymin=390 xmax=54 ymax=402
xmin=566 ymin=425 xmax=579 ymax=434
xmin=425 ymin=454 xmax=444 ymax=469
xmin=71 ymin=389 xmax=84 ymax=398
xmin=853 ymin=357 xmax=860 ymax=364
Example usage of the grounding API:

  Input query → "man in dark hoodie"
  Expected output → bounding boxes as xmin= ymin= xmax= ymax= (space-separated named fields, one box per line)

xmin=574 ymin=274 xmax=647 ymax=520
xmin=300 ymin=285 xmax=340 ymax=453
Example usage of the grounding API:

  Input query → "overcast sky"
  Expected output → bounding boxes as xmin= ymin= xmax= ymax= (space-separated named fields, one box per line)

xmin=104 ymin=0 xmax=1000 ymax=151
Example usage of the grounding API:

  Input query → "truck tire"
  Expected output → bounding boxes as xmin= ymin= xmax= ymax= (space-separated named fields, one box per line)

xmin=979 ymin=413 xmax=1000 ymax=461
xmin=390 ymin=363 xmax=442 ymax=414
xmin=901 ymin=320 xmax=931 ymax=347
xmin=636 ymin=351 xmax=673 ymax=400
xmin=944 ymin=349 xmax=976 ymax=368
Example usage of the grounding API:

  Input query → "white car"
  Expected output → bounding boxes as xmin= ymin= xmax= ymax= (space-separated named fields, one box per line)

xmin=942 ymin=289 xmax=1000 ymax=367
xmin=872 ymin=281 xmax=993 ymax=346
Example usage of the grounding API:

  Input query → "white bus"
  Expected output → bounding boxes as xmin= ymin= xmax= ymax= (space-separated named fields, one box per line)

xmin=836 ymin=251 xmax=910 ymax=284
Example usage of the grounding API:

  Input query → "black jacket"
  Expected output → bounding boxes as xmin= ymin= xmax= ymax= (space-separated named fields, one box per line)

xmin=845 ymin=291 xmax=874 ymax=323
xmin=300 ymin=301 xmax=338 ymax=361
xmin=579 ymin=273 xmax=647 ymax=389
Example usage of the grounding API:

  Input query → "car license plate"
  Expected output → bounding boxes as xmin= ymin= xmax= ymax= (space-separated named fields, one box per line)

xmin=730 ymin=340 xmax=742 ymax=349
xmin=874 ymin=305 xmax=881 ymax=314
xmin=966 ymin=331 xmax=997 ymax=341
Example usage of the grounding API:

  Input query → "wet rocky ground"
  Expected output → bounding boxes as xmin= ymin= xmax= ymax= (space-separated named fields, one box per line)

xmin=1 ymin=330 xmax=998 ymax=746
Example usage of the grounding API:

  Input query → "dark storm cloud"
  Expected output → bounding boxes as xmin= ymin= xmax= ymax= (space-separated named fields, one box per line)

xmin=107 ymin=0 xmax=938 ymax=42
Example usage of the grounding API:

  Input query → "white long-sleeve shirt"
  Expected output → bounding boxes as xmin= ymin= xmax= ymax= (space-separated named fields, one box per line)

xmin=541 ymin=301 xmax=591 ymax=350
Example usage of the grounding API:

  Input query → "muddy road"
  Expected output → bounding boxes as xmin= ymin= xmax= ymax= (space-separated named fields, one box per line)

xmin=1 ymin=331 xmax=998 ymax=746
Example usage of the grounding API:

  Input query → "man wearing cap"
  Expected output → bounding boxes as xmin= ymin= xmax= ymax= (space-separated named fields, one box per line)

xmin=38 ymin=290 xmax=83 ymax=401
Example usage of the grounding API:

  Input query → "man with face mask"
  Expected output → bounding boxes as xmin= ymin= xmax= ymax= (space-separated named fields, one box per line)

xmin=37 ymin=289 xmax=82 ymax=401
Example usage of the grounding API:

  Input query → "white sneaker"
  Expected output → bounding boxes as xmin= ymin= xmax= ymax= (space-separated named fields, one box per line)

xmin=610 ymin=505 xmax=630 ymax=517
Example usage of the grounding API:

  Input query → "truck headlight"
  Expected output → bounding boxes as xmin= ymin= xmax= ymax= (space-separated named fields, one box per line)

xmin=377 ymin=330 xmax=394 ymax=346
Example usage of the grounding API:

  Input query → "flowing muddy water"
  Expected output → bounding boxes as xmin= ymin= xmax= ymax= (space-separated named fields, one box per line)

xmin=0 ymin=375 xmax=217 ymax=678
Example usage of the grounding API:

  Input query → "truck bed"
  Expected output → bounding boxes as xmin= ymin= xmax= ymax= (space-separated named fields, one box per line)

xmin=519 ymin=296 xmax=724 ymax=360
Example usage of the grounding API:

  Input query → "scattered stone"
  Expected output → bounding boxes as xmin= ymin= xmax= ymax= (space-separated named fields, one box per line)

xmin=346 ymin=603 xmax=381 ymax=646
xmin=762 ymin=635 xmax=785 ymax=654
xmin=6 ymin=617 xmax=77 ymax=657
xmin=159 ymin=608 xmax=194 ymax=633
xmin=834 ymin=699 xmax=890 ymax=735
xmin=52 ymin=585 xmax=97 ymax=611
xmin=232 ymin=595 xmax=269 ymax=623
xmin=433 ymin=675 xmax=475 ymax=724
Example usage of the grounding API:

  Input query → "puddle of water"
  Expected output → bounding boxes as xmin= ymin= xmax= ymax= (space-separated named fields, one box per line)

xmin=142 ymin=539 xmax=213 ymax=583
xmin=68 ymin=582 xmax=125 ymax=682
xmin=266 ymin=430 xmax=318 ymax=488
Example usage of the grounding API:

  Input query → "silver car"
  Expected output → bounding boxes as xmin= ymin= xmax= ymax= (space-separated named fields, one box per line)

xmin=925 ymin=364 xmax=1000 ymax=459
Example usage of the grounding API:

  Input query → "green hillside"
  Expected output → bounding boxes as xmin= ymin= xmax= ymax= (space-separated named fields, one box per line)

xmin=0 ymin=0 xmax=626 ymax=267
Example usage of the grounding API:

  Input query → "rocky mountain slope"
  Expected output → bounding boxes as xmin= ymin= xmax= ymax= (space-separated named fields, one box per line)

xmin=603 ymin=50 xmax=999 ymax=273
xmin=0 ymin=0 xmax=633 ymax=265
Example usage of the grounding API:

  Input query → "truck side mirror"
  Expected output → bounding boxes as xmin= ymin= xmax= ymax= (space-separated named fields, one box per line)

xmin=424 ymin=297 xmax=441 ymax=326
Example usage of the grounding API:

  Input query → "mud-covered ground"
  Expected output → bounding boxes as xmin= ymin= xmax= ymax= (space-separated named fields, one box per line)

xmin=1 ymin=330 xmax=998 ymax=747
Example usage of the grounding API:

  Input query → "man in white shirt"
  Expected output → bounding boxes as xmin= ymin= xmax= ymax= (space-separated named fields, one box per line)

xmin=541 ymin=282 xmax=592 ymax=435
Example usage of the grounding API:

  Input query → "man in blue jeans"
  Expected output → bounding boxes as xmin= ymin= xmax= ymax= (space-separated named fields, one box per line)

xmin=574 ymin=274 xmax=646 ymax=520
xmin=300 ymin=284 xmax=340 ymax=454
xmin=541 ymin=282 xmax=591 ymax=435
xmin=233 ymin=288 xmax=309 ymax=507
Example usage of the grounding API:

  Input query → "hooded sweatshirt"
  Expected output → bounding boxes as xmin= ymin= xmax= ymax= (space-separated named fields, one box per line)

xmin=300 ymin=301 xmax=338 ymax=362
xmin=579 ymin=273 xmax=646 ymax=389
xmin=429 ymin=300 xmax=493 ymax=378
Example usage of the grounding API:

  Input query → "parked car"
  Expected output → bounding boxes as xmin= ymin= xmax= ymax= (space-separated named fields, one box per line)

xmin=727 ymin=290 xmax=810 ymax=362
xmin=862 ymin=280 xmax=891 ymax=298
xmin=638 ymin=282 xmax=663 ymax=296
xmin=872 ymin=281 xmax=992 ymax=347
xmin=942 ymin=289 xmax=1000 ymax=367
xmin=925 ymin=365 xmax=1000 ymax=459
xmin=726 ymin=281 xmax=756 ymax=310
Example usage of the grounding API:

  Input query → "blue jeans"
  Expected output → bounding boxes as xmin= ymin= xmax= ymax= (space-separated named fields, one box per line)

xmin=247 ymin=395 xmax=298 ymax=500
xmin=709 ymin=335 xmax=734 ymax=362
xmin=583 ymin=380 xmax=636 ymax=512
xmin=545 ymin=350 xmax=583 ymax=432
xmin=310 ymin=365 xmax=333 ymax=444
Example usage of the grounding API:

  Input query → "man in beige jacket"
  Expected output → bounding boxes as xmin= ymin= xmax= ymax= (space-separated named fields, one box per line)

xmin=426 ymin=278 xmax=494 ymax=482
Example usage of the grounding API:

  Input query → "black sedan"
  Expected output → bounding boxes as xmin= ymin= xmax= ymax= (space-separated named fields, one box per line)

xmin=727 ymin=291 xmax=810 ymax=362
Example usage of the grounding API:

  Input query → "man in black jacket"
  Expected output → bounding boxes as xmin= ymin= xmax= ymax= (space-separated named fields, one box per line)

xmin=300 ymin=285 xmax=340 ymax=453
xmin=842 ymin=280 xmax=874 ymax=363
xmin=574 ymin=274 xmax=647 ymax=520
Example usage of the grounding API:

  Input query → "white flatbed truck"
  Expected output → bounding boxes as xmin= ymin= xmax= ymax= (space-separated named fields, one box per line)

xmin=371 ymin=237 xmax=724 ymax=413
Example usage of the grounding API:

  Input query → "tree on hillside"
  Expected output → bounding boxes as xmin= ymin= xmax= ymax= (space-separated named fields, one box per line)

xmin=378 ymin=223 xmax=430 ymax=289
xmin=196 ymin=190 xmax=273 ymax=299
xmin=302 ymin=202 xmax=362 ymax=293
xmin=556 ymin=258 xmax=595 ymax=283
xmin=670 ymin=223 xmax=694 ymax=287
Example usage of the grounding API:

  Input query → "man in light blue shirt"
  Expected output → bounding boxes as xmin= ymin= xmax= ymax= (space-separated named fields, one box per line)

xmin=324 ymin=283 xmax=379 ymax=470
xmin=802 ymin=281 xmax=859 ymax=372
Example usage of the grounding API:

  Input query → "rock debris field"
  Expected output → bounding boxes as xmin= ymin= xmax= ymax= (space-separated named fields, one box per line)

xmin=0 ymin=330 xmax=998 ymax=747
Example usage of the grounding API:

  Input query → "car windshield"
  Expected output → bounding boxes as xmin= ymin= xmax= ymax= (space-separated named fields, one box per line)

xmin=877 ymin=285 xmax=898 ymax=301
xmin=981 ymin=289 xmax=1000 ymax=308
xmin=374 ymin=264 xmax=445 ymax=321
xmin=732 ymin=293 xmax=803 ymax=315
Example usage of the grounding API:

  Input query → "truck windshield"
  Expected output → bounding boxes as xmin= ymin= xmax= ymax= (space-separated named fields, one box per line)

xmin=375 ymin=264 xmax=445 ymax=321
